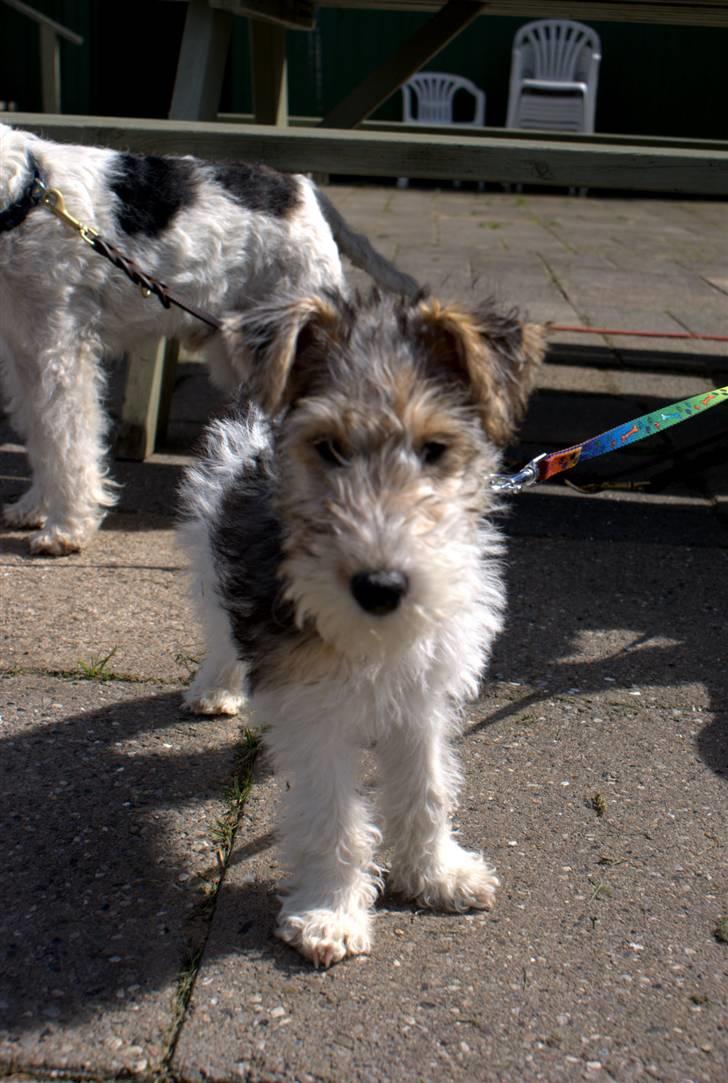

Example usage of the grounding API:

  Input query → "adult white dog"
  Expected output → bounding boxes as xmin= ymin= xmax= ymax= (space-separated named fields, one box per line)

xmin=0 ymin=122 xmax=417 ymax=555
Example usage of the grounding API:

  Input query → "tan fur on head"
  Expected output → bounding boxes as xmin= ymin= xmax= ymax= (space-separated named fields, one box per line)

xmin=223 ymin=290 xmax=546 ymax=443
xmin=415 ymin=299 xmax=546 ymax=445
xmin=222 ymin=296 xmax=338 ymax=414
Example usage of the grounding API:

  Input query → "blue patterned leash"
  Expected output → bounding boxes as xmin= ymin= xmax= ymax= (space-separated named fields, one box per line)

xmin=492 ymin=385 xmax=728 ymax=494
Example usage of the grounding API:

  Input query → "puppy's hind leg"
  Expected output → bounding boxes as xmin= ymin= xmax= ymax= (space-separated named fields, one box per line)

xmin=184 ymin=583 xmax=246 ymax=717
xmin=179 ymin=505 xmax=246 ymax=717
xmin=378 ymin=699 xmax=499 ymax=913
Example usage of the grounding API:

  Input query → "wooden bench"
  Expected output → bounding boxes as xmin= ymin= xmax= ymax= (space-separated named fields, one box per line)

xmin=11 ymin=109 xmax=728 ymax=457
xmin=12 ymin=0 xmax=728 ymax=457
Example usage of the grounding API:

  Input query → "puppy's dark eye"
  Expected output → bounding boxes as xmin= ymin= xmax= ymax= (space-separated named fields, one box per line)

xmin=313 ymin=439 xmax=348 ymax=466
xmin=420 ymin=441 xmax=447 ymax=465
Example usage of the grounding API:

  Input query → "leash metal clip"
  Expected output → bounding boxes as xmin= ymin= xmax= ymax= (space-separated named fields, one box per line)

xmin=490 ymin=453 xmax=546 ymax=495
xmin=34 ymin=180 xmax=99 ymax=247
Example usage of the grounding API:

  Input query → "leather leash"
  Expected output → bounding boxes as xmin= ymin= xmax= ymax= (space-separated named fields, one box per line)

xmin=30 ymin=170 xmax=223 ymax=331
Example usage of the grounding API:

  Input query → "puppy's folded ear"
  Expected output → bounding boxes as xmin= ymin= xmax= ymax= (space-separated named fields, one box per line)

xmin=416 ymin=299 xmax=547 ymax=445
xmin=221 ymin=295 xmax=339 ymax=415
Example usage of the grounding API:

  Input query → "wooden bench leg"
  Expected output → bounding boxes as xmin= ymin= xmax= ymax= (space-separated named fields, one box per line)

xmin=250 ymin=18 xmax=288 ymax=126
xmin=116 ymin=337 xmax=179 ymax=461
xmin=169 ymin=0 xmax=232 ymax=121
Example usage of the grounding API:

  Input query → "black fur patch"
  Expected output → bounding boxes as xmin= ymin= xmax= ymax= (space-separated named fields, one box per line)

xmin=110 ymin=153 xmax=197 ymax=237
xmin=212 ymin=161 xmax=300 ymax=217
xmin=210 ymin=422 xmax=297 ymax=691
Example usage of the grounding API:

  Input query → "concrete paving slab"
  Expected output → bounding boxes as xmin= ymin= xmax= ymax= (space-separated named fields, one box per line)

xmin=0 ymin=674 xmax=243 ymax=1078
xmin=0 ymin=517 xmax=198 ymax=685
xmin=172 ymin=535 xmax=727 ymax=1082
xmin=0 ymin=184 xmax=727 ymax=1083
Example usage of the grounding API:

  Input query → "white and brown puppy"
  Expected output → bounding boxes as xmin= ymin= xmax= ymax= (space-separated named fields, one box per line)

xmin=0 ymin=122 xmax=417 ymax=555
xmin=179 ymin=289 xmax=545 ymax=967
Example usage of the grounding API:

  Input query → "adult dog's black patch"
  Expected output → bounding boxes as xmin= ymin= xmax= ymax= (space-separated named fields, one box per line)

xmin=212 ymin=161 xmax=300 ymax=217
xmin=110 ymin=154 xmax=197 ymax=237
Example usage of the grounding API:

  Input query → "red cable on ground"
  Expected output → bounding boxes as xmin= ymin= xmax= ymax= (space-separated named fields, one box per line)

xmin=551 ymin=324 xmax=728 ymax=343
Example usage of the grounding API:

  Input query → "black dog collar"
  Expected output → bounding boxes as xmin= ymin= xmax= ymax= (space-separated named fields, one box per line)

xmin=0 ymin=154 xmax=45 ymax=234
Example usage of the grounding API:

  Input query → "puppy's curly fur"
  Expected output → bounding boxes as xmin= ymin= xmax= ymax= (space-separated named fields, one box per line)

xmin=179 ymin=289 xmax=545 ymax=967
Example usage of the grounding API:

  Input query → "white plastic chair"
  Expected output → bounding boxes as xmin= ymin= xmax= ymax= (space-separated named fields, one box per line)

xmin=401 ymin=72 xmax=486 ymax=127
xmin=506 ymin=20 xmax=601 ymax=134
xmin=399 ymin=73 xmax=486 ymax=188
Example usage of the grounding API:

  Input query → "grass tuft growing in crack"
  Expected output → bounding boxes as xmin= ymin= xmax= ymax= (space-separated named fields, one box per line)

xmin=76 ymin=647 xmax=119 ymax=681
xmin=160 ymin=727 xmax=261 ymax=1075
xmin=210 ymin=732 xmax=260 ymax=865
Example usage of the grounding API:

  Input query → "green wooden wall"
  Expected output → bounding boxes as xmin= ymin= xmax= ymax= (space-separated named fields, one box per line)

xmin=1 ymin=2 xmax=727 ymax=140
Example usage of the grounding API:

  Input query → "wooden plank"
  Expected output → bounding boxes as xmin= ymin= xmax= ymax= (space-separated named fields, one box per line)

xmin=9 ymin=113 xmax=728 ymax=195
xmin=250 ymin=18 xmax=289 ymax=125
xmin=169 ymin=0 xmax=233 ymax=121
xmin=321 ymin=0 xmax=487 ymax=128
xmin=219 ymin=112 xmax=728 ymax=151
xmin=117 ymin=337 xmax=176 ymax=461
xmin=318 ymin=0 xmax=728 ymax=28
xmin=357 ymin=123 xmax=728 ymax=153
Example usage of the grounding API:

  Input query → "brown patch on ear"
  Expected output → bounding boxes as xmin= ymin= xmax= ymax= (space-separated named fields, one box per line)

xmin=417 ymin=299 xmax=547 ymax=445
xmin=222 ymin=296 xmax=339 ymax=414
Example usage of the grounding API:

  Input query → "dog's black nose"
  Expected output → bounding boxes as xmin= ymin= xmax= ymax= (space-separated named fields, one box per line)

xmin=350 ymin=570 xmax=409 ymax=615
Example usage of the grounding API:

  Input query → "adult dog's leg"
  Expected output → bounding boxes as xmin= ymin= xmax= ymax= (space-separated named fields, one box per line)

xmin=0 ymin=350 xmax=48 ymax=529
xmin=4 ymin=335 xmax=115 ymax=555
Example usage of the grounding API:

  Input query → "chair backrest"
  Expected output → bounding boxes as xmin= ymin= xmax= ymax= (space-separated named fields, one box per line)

xmin=401 ymin=72 xmax=485 ymax=127
xmin=512 ymin=19 xmax=601 ymax=84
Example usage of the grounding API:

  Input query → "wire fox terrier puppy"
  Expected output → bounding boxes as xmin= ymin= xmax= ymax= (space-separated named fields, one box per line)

xmin=178 ymin=288 xmax=545 ymax=967
xmin=0 ymin=122 xmax=416 ymax=555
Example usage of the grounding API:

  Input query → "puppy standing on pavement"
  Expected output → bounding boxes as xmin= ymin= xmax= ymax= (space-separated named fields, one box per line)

xmin=0 ymin=122 xmax=416 ymax=555
xmin=179 ymin=288 xmax=545 ymax=966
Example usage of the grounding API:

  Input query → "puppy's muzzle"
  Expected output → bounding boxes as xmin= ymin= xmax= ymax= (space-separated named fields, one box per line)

xmin=350 ymin=570 xmax=409 ymax=616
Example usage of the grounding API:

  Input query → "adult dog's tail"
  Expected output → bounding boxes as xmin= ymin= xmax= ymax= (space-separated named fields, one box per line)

xmin=315 ymin=189 xmax=420 ymax=301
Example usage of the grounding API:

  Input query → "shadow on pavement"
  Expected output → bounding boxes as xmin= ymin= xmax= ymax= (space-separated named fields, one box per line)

xmin=0 ymin=692 xmax=237 ymax=1034
xmin=480 ymin=509 xmax=728 ymax=785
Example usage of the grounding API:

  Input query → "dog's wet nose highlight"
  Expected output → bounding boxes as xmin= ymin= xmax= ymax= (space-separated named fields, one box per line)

xmin=350 ymin=570 xmax=409 ymax=615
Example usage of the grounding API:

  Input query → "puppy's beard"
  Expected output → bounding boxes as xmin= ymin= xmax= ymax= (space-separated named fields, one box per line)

xmin=282 ymin=523 xmax=480 ymax=664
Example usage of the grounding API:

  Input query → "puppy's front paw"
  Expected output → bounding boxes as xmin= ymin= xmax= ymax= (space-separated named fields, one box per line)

xmin=391 ymin=846 xmax=498 ymax=913
xmin=276 ymin=908 xmax=372 ymax=968
xmin=183 ymin=686 xmax=245 ymax=717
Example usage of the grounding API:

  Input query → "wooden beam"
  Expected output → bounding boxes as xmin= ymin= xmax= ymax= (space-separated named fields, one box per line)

xmin=321 ymin=0 xmax=487 ymax=128
xmin=38 ymin=25 xmax=60 ymax=113
xmin=250 ymin=18 xmax=288 ymax=125
xmin=169 ymin=0 xmax=233 ymax=121
xmin=219 ymin=112 xmax=728 ymax=151
xmin=317 ymin=0 xmax=728 ymax=29
xmin=117 ymin=337 xmax=178 ymax=460
xmin=1 ymin=0 xmax=84 ymax=43
xmin=10 ymin=113 xmax=728 ymax=196
xmin=210 ymin=0 xmax=315 ymax=29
